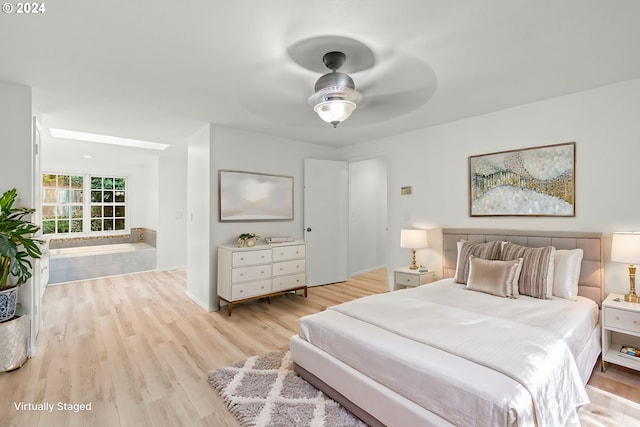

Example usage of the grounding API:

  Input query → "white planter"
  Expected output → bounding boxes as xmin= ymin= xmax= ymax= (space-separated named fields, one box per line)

xmin=0 ymin=315 xmax=29 ymax=372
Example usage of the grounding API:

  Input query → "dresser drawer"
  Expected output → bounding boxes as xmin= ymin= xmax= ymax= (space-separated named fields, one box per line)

xmin=232 ymin=250 xmax=271 ymax=267
xmin=272 ymin=273 xmax=306 ymax=292
xmin=272 ymin=245 xmax=306 ymax=262
xmin=605 ymin=307 xmax=640 ymax=333
xmin=273 ymin=259 xmax=305 ymax=277
xmin=231 ymin=279 xmax=271 ymax=300
xmin=232 ymin=265 xmax=272 ymax=283
xmin=395 ymin=272 xmax=420 ymax=287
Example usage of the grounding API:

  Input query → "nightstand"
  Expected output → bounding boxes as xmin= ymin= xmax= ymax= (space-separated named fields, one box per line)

xmin=601 ymin=293 xmax=640 ymax=372
xmin=393 ymin=267 xmax=435 ymax=290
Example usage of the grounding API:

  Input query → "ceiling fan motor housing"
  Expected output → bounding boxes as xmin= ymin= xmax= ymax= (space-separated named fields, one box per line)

xmin=314 ymin=72 xmax=356 ymax=94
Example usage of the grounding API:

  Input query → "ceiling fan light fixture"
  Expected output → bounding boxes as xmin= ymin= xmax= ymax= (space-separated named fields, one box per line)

xmin=313 ymin=99 xmax=357 ymax=128
xmin=310 ymin=51 xmax=361 ymax=128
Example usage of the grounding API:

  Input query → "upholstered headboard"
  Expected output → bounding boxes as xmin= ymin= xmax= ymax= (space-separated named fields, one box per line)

xmin=442 ymin=228 xmax=604 ymax=307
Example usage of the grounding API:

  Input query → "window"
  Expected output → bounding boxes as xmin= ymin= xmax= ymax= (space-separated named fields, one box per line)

xmin=90 ymin=176 xmax=127 ymax=232
xmin=42 ymin=174 xmax=84 ymax=234
xmin=42 ymin=173 xmax=128 ymax=236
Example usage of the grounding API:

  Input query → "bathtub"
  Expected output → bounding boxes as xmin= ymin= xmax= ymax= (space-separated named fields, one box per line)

xmin=48 ymin=242 xmax=156 ymax=284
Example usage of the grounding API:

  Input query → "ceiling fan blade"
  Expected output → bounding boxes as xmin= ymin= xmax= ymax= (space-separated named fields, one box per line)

xmin=357 ymin=51 xmax=437 ymax=97
xmin=236 ymin=58 xmax=320 ymax=126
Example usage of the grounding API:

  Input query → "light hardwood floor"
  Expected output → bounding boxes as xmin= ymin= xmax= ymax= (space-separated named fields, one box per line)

xmin=1 ymin=268 xmax=638 ymax=426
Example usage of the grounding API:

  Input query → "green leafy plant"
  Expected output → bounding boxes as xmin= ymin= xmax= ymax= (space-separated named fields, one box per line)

xmin=0 ymin=188 xmax=42 ymax=289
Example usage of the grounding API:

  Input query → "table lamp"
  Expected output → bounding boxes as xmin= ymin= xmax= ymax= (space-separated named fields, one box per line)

xmin=611 ymin=232 xmax=640 ymax=303
xmin=400 ymin=229 xmax=428 ymax=270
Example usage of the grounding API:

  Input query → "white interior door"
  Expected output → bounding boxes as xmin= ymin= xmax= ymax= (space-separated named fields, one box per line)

xmin=304 ymin=159 xmax=349 ymax=286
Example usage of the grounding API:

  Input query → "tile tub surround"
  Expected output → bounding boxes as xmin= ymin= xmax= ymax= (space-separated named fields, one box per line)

xmin=49 ymin=227 xmax=156 ymax=249
xmin=48 ymin=242 xmax=156 ymax=285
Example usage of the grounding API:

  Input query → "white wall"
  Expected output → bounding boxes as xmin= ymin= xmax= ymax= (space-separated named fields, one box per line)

xmin=186 ymin=124 xmax=213 ymax=310
xmin=186 ymin=124 xmax=338 ymax=311
xmin=340 ymin=78 xmax=640 ymax=295
xmin=349 ymin=157 xmax=387 ymax=275
xmin=0 ymin=81 xmax=36 ymax=348
xmin=0 ymin=82 xmax=33 ymax=207
xmin=157 ymin=153 xmax=187 ymax=270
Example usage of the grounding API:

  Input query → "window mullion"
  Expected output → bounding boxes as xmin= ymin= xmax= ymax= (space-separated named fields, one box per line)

xmin=83 ymin=174 xmax=91 ymax=233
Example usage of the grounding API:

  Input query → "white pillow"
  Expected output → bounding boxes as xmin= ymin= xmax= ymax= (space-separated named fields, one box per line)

xmin=454 ymin=240 xmax=465 ymax=279
xmin=553 ymin=249 xmax=583 ymax=300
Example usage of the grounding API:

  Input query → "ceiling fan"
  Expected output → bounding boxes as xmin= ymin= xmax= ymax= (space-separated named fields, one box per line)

xmin=308 ymin=51 xmax=362 ymax=128
xmin=236 ymin=35 xmax=438 ymax=129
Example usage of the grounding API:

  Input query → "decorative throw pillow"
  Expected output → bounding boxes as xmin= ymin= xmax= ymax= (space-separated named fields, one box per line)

xmin=501 ymin=242 xmax=555 ymax=299
xmin=553 ymin=249 xmax=584 ymax=300
xmin=454 ymin=240 xmax=503 ymax=284
xmin=467 ymin=256 xmax=523 ymax=297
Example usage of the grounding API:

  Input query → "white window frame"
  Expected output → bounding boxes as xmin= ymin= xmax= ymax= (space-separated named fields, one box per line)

xmin=41 ymin=171 xmax=130 ymax=238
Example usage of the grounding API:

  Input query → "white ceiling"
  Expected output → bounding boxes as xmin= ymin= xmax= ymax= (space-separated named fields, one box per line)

xmin=2 ymin=0 xmax=640 ymax=151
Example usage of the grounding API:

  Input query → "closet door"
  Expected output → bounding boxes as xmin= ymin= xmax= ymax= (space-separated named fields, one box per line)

xmin=303 ymin=159 xmax=348 ymax=286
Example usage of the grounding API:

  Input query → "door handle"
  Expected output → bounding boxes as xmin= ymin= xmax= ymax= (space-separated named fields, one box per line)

xmin=306 ymin=227 xmax=312 ymax=232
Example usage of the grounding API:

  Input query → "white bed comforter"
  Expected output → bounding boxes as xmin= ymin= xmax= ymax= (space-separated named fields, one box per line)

xmin=298 ymin=279 xmax=598 ymax=426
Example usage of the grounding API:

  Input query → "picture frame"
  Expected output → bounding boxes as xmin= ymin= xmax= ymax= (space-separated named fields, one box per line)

xmin=469 ymin=142 xmax=575 ymax=217
xmin=219 ymin=170 xmax=294 ymax=222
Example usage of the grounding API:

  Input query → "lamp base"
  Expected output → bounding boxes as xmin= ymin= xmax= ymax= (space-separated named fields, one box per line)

xmin=625 ymin=292 xmax=639 ymax=303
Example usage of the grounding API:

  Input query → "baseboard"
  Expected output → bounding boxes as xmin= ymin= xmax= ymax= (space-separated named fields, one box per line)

xmin=350 ymin=265 xmax=387 ymax=277
xmin=184 ymin=290 xmax=213 ymax=312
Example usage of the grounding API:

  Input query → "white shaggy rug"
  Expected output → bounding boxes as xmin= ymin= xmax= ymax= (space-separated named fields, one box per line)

xmin=210 ymin=351 xmax=640 ymax=427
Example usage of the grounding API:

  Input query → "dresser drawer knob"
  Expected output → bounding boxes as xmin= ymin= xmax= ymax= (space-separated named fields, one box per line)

xmin=240 ymin=257 xmax=244 ymax=261
xmin=240 ymin=290 xmax=244 ymax=293
xmin=240 ymin=273 xmax=244 ymax=277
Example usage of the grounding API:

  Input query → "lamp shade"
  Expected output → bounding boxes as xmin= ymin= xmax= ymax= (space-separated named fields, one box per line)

xmin=400 ymin=229 xmax=428 ymax=249
xmin=611 ymin=232 xmax=640 ymax=264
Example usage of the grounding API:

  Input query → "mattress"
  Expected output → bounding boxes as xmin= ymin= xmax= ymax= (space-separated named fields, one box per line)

xmin=297 ymin=279 xmax=599 ymax=427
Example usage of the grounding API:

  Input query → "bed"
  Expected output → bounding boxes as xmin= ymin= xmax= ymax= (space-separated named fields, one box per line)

xmin=290 ymin=229 xmax=603 ymax=427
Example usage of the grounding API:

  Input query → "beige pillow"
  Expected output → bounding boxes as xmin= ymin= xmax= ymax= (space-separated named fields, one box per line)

xmin=454 ymin=240 xmax=503 ymax=284
xmin=501 ymin=243 xmax=555 ymax=299
xmin=467 ymin=256 xmax=523 ymax=297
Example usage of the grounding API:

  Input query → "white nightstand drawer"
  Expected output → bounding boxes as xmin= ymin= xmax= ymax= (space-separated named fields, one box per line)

xmin=232 ymin=250 xmax=272 ymax=267
xmin=273 ymin=259 xmax=305 ymax=276
xmin=232 ymin=279 xmax=271 ymax=300
xmin=395 ymin=272 xmax=421 ymax=287
xmin=272 ymin=245 xmax=306 ymax=262
xmin=272 ymin=273 xmax=306 ymax=292
xmin=605 ymin=307 xmax=640 ymax=333
xmin=232 ymin=265 xmax=272 ymax=283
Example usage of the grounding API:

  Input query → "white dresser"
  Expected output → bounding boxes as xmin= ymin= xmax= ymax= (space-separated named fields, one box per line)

xmin=217 ymin=241 xmax=307 ymax=315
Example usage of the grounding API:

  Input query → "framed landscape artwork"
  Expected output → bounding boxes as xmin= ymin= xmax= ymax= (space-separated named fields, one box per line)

xmin=469 ymin=142 xmax=575 ymax=217
xmin=219 ymin=170 xmax=294 ymax=222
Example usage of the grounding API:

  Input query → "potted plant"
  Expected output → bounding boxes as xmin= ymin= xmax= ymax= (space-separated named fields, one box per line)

xmin=0 ymin=188 xmax=42 ymax=322
xmin=237 ymin=233 xmax=258 ymax=248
